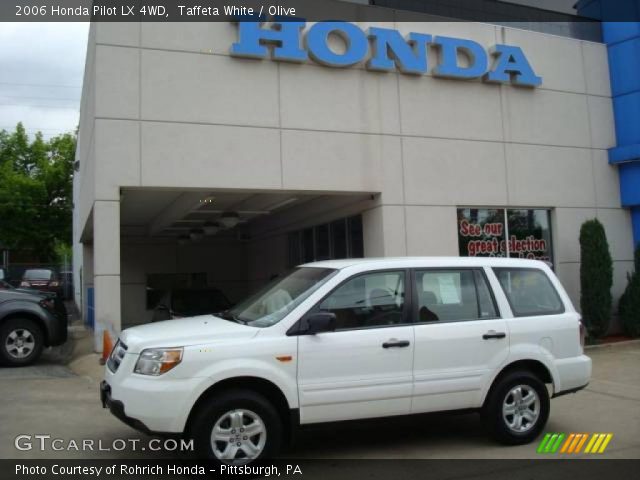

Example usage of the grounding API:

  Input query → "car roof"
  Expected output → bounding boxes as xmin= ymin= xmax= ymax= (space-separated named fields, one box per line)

xmin=300 ymin=256 xmax=549 ymax=270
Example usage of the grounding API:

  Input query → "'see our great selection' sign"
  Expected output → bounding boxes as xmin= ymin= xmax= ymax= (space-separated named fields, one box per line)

xmin=230 ymin=19 xmax=542 ymax=87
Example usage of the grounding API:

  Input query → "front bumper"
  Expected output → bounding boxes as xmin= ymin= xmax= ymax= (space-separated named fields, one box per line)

xmin=102 ymin=355 xmax=204 ymax=434
xmin=100 ymin=381 xmax=152 ymax=435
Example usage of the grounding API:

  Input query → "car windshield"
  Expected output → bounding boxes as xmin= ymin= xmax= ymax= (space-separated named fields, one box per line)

xmin=24 ymin=269 xmax=53 ymax=280
xmin=225 ymin=267 xmax=337 ymax=328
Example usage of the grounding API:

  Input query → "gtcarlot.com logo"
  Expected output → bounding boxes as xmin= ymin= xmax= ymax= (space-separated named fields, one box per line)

xmin=14 ymin=435 xmax=194 ymax=452
xmin=537 ymin=433 xmax=613 ymax=454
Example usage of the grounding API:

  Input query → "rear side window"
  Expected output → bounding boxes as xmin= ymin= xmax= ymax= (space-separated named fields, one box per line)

xmin=493 ymin=268 xmax=564 ymax=317
xmin=414 ymin=269 xmax=498 ymax=323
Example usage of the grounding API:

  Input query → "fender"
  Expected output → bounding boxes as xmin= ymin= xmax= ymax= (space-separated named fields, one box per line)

xmin=174 ymin=357 xmax=298 ymax=432
xmin=0 ymin=299 xmax=60 ymax=345
xmin=479 ymin=346 xmax=560 ymax=405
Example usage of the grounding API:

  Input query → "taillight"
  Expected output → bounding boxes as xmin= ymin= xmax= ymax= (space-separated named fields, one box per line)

xmin=20 ymin=281 xmax=30 ymax=287
xmin=579 ymin=320 xmax=586 ymax=349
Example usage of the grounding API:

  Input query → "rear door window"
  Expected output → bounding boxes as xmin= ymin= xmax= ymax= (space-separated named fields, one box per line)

xmin=493 ymin=268 xmax=564 ymax=317
xmin=413 ymin=269 xmax=498 ymax=323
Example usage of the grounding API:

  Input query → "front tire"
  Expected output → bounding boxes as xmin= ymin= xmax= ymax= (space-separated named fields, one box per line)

xmin=190 ymin=389 xmax=283 ymax=465
xmin=0 ymin=317 xmax=44 ymax=367
xmin=482 ymin=370 xmax=550 ymax=445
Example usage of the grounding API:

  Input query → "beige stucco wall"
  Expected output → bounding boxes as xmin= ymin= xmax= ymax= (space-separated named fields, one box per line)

xmin=75 ymin=19 xmax=636 ymax=340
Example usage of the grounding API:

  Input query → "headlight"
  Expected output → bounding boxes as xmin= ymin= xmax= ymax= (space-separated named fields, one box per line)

xmin=134 ymin=348 xmax=183 ymax=376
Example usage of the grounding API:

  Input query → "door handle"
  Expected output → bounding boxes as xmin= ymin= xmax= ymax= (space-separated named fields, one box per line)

xmin=382 ymin=340 xmax=410 ymax=349
xmin=482 ymin=331 xmax=506 ymax=340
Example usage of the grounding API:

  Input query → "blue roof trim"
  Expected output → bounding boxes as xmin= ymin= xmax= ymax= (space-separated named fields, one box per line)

xmin=609 ymin=144 xmax=640 ymax=164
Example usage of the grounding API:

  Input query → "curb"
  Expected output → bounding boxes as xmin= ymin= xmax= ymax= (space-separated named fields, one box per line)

xmin=584 ymin=338 xmax=640 ymax=350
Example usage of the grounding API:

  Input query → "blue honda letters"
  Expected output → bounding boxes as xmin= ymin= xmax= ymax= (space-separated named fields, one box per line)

xmin=230 ymin=19 xmax=542 ymax=87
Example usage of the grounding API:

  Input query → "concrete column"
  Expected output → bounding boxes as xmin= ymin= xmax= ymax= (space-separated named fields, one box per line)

xmin=362 ymin=206 xmax=407 ymax=257
xmin=93 ymin=200 xmax=121 ymax=352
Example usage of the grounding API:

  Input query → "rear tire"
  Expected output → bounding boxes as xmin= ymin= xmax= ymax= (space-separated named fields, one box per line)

xmin=190 ymin=389 xmax=283 ymax=465
xmin=0 ymin=318 xmax=44 ymax=367
xmin=482 ymin=370 xmax=550 ymax=445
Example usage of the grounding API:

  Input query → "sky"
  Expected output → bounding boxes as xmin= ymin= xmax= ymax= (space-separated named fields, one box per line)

xmin=0 ymin=22 xmax=89 ymax=140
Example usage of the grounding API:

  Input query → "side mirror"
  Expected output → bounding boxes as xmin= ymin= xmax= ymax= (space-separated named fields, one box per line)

xmin=301 ymin=312 xmax=336 ymax=335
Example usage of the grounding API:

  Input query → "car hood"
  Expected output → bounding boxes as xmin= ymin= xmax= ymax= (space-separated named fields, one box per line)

xmin=0 ymin=289 xmax=44 ymax=303
xmin=119 ymin=315 xmax=259 ymax=353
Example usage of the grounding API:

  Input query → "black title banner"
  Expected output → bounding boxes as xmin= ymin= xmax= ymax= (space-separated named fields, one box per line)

xmin=2 ymin=459 xmax=640 ymax=480
xmin=0 ymin=0 xmax=630 ymax=23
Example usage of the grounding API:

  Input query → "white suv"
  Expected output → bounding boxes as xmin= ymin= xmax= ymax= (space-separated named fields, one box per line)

xmin=101 ymin=257 xmax=591 ymax=464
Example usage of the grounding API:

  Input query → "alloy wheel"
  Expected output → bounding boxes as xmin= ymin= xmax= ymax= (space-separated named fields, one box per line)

xmin=4 ymin=328 xmax=36 ymax=360
xmin=502 ymin=384 xmax=540 ymax=433
xmin=210 ymin=408 xmax=267 ymax=464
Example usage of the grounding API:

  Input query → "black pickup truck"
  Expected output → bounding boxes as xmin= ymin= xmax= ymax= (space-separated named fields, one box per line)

xmin=0 ymin=286 xmax=67 ymax=366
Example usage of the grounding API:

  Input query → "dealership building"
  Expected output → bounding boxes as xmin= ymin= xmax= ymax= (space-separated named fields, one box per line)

xmin=73 ymin=2 xmax=639 ymax=348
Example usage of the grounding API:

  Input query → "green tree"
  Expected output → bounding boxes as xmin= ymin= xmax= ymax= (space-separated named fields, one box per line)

xmin=0 ymin=123 xmax=76 ymax=262
xmin=619 ymin=245 xmax=640 ymax=337
xmin=579 ymin=219 xmax=613 ymax=338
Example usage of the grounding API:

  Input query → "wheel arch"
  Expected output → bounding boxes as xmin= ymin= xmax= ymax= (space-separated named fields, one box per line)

xmin=184 ymin=376 xmax=295 ymax=444
xmin=0 ymin=310 xmax=49 ymax=345
xmin=481 ymin=359 xmax=554 ymax=407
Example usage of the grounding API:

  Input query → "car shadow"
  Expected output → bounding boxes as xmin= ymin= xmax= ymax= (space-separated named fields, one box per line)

xmin=287 ymin=410 xmax=490 ymax=457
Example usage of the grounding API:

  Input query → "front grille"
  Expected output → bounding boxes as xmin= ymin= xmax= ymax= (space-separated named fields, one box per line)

xmin=107 ymin=340 xmax=128 ymax=373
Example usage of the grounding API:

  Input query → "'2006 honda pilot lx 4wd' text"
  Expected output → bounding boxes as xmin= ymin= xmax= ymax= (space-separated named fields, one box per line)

xmin=101 ymin=257 xmax=591 ymax=464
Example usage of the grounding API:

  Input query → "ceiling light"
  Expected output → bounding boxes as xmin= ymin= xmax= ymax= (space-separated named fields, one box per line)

xmin=189 ymin=228 xmax=204 ymax=242
xmin=219 ymin=212 xmax=240 ymax=229
xmin=203 ymin=221 xmax=220 ymax=236
xmin=268 ymin=197 xmax=298 ymax=211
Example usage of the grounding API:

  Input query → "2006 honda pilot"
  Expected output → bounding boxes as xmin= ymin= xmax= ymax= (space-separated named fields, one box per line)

xmin=101 ymin=257 xmax=591 ymax=465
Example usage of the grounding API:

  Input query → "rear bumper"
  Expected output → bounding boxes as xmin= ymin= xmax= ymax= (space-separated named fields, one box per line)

xmin=552 ymin=382 xmax=588 ymax=398
xmin=554 ymin=354 xmax=591 ymax=394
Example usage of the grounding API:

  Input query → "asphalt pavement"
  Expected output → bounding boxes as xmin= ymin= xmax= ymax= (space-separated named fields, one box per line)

xmin=0 ymin=340 xmax=638 ymax=460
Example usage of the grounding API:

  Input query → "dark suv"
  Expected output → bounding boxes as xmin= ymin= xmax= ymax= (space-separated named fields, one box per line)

xmin=20 ymin=269 xmax=62 ymax=297
xmin=0 ymin=288 xmax=67 ymax=366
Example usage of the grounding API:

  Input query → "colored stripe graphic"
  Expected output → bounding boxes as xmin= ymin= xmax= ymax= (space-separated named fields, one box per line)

xmin=537 ymin=433 xmax=552 ymax=453
xmin=550 ymin=433 xmax=565 ymax=453
xmin=560 ymin=433 xmax=575 ymax=453
xmin=598 ymin=434 xmax=613 ymax=453
xmin=538 ymin=433 xmax=613 ymax=454
xmin=575 ymin=433 xmax=589 ymax=453
xmin=584 ymin=433 xmax=598 ymax=453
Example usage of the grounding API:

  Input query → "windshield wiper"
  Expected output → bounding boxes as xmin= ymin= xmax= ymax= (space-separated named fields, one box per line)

xmin=216 ymin=310 xmax=248 ymax=325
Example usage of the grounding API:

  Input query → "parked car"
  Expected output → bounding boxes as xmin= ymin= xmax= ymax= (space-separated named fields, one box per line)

xmin=101 ymin=257 xmax=590 ymax=465
xmin=20 ymin=269 xmax=62 ymax=297
xmin=0 ymin=279 xmax=67 ymax=319
xmin=0 ymin=288 xmax=68 ymax=366
xmin=151 ymin=288 xmax=232 ymax=322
